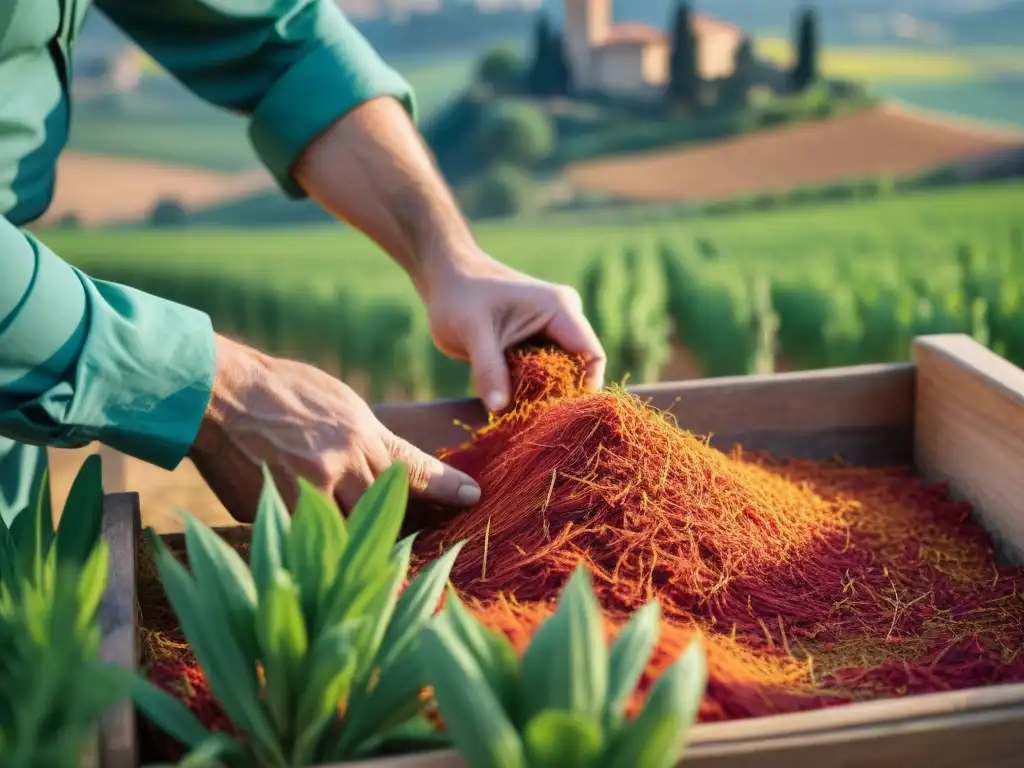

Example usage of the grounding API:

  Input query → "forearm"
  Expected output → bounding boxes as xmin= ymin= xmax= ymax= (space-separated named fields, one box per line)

xmin=292 ymin=96 xmax=482 ymax=298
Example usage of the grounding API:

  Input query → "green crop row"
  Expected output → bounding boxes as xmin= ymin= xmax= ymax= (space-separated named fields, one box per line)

xmin=84 ymin=221 xmax=1024 ymax=403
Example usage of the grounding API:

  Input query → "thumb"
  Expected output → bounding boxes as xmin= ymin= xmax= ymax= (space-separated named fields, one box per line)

xmin=466 ymin=325 xmax=511 ymax=413
xmin=384 ymin=433 xmax=481 ymax=507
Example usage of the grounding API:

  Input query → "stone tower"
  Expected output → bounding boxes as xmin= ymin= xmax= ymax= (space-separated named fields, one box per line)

xmin=563 ymin=0 xmax=611 ymax=90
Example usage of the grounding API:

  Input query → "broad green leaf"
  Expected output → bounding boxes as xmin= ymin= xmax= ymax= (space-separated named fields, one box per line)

xmin=605 ymin=637 xmax=707 ymax=768
xmin=356 ymin=712 xmax=450 ymax=757
xmin=375 ymin=539 xmax=466 ymax=673
xmin=348 ymin=537 xmax=412 ymax=689
xmin=145 ymin=529 xmax=284 ymax=766
xmin=182 ymin=513 xmax=259 ymax=664
xmin=604 ymin=600 xmax=661 ymax=730
xmin=524 ymin=709 xmax=603 ymax=768
xmin=292 ymin=623 xmax=359 ymax=764
xmin=288 ymin=478 xmax=348 ymax=630
xmin=9 ymin=465 xmax=53 ymax=587
xmin=440 ymin=589 xmax=520 ymax=718
xmin=251 ymin=464 xmax=291 ymax=599
xmin=421 ymin=620 xmax=527 ymax=768
xmin=176 ymin=733 xmax=241 ymax=768
xmin=520 ymin=566 xmax=608 ymax=724
xmin=335 ymin=463 xmax=409 ymax=604
xmin=75 ymin=540 xmax=110 ymax=634
xmin=335 ymin=642 xmax=426 ymax=757
xmin=0 ymin=520 xmax=22 ymax=600
xmin=55 ymin=454 xmax=103 ymax=570
xmin=255 ymin=569 xmax=309 ymax=738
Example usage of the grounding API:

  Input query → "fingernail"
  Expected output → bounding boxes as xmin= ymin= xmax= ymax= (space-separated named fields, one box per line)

xmin=485 ymin=391 xmax=506 ymax=412
xmin=457 ymin=483 xmax=481 ymax=505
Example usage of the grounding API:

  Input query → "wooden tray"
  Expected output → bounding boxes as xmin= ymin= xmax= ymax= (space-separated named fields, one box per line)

xmin=97 ymin=334 xmax=1024 ymax=768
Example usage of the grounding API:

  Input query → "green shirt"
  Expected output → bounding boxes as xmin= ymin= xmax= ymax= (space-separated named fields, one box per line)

xmin=0 ymin=0 xmax=415 ymax=473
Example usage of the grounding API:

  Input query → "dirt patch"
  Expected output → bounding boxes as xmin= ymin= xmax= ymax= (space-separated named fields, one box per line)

xmin=563 ymin=103 xmax=1024 ymax=202
xmin=38 ymin=151 xmax=274 ymax=227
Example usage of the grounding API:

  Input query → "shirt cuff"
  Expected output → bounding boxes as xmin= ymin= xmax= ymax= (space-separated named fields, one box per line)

xmin=67 ymin=273 xmax=216 ymax=471
xmin=248 ymin=40 xmax=417 ymax=199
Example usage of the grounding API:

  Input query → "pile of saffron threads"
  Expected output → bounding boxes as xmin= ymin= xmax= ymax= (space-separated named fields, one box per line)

xmin=413 ymin=346 xmax=1024 ymax=718
xmin=137 ymin=345 xmax=1024 ymax=735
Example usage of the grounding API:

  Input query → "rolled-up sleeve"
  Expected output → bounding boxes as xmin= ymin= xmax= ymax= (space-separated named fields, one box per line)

xmin=0 ymin=217 xmax=215 ymax=469
xmin=97 ymin=0 xmax=417 ymax=198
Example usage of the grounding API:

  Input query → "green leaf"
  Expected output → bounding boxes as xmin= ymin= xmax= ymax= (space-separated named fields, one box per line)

xmin=349 ymin=536 xmax=412 ymax=688
xmin=420 ymin=619 xmax=527 ymax=768
xmin=9 ymin=465 xmax=53 ymax=586
xmin=251 ymin=464 xmax=291 ymax=599
xmin=292 ymin=622 xmax=359 ymax=764
xmin=440 ymin=589 xmax=520 ymax=718
xmin=520 ymin=566 xmax=608 ymax=724
xmin=335 ymin=462 xmax=409 ymax=606
xmin=0 ymin=519 xmax=22 ymax=600
xmin=375 ymin=539 xmax=466 ymax=673
xmin=604 ymin=600 xmax=661 ymax=730
xmin=145 ymin=529 xmax=284 ymax=766
xmin=176 ymin=733 xmax=242 ymax=768
xmin=335 ymin=641 xmax=426 ymax=758
xmin=524 ymin=710 xmax=603 ymax=768
xmin=182 ymin=513 xmax=259 ymax=665
xmin=287 ymin=478 xmax=348 ymax=630
xmin=55 ymin=454 xmax=103 ymax=570
xmin=604 ymin=637 xmax=707 ymax=768
xmin=255 ymin=569 xmax=309 ymax=739
xmin=75 ymin=540 xmax=110 ymax=634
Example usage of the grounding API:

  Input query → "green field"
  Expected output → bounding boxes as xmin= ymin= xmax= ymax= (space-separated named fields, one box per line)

xmin=43 ymin=182 xmax=1024 ymax=299
xmin=37 ymin=182 xmax=1024 ymax=399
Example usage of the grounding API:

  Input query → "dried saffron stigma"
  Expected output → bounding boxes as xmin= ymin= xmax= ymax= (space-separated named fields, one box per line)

xmin=412 ymin=345 xmax=1024 ymax=716
xmin=139 ymin=345 xmax=1024 ymax=739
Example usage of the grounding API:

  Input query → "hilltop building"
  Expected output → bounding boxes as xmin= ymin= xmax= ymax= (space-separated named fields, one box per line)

xmin=563 ymin=0 xmax=744 ymax=96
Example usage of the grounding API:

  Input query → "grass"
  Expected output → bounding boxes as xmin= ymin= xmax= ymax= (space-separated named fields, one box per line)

xmin=755 ymin=38 xmax=1024 ymax=83
xmin=37 ymin=182 xmax=1024 ymax=302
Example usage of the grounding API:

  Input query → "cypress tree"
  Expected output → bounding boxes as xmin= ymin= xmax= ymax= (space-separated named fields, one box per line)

xmin=527 ymin=13 xmax=553 ymax=95
xmin=549 ymin=29 xmax=572 ymax=95
xmin=668 ymin=1 xmax=700 ymax=107
xmin=728 ymin=35 xmax=755 ymax=107
xmin=791 ymin=5 xmax=819 ymax=92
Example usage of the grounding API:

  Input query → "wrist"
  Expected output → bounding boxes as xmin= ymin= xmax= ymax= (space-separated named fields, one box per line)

xmin=190 ymin=335 xmax=261 ymax=458
xmin=415 ymin=245 xmax=491 ymax=301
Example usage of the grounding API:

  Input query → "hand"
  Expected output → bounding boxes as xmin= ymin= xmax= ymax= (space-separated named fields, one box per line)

xmin=188 ymin=335 xmax=481 ymax=522
xmin=421 ymin=252 xmax=607 ymax=412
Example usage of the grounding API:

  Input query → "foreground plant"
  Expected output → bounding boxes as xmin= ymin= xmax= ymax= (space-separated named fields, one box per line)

xmin=420 ymin=565 xmax=708 ymax=768
xmin=134 ymin=461 xmax=465 ymax=767
xmin=0 ymin=456 xmax=131 ymax=768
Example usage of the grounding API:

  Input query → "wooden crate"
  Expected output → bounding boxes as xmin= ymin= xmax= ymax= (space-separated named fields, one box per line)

xmin=97 ymin=334 xmax=1024 ymax=768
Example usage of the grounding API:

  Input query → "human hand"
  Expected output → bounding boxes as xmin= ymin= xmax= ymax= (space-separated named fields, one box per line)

xmin=188 ymin=335 xmax=481 ymax=522
xmin=420 ymin=252 xmax=606 ymax=412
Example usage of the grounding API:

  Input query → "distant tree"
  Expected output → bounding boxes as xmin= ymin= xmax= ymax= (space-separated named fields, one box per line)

xmin=668 ymin=1 xmax=700 ymax=107
xmin=475 ymin=102 xmax=555 ymax=167
xmin=470 ymin=164 xmax=532 ymax=219
xmin=726 ymin=36 xmax=755 ymax=107
xmin=148 ymin=196 xmax=187 ymax=227
xmin=476 ymin=46 xmax=522 ymax=93
xmin=549 ymin=29 xmax=572 ymax=95
xmin=527 ymin=13 xmax=554 ymax=95
xmin=791 ymin=5 xmax=819 ymax=92
xmin=527 ymin=13 xmax=571 ymax=97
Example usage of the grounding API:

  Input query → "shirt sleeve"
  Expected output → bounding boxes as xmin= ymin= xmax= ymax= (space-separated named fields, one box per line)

xmin=96 ymin=0 xmax=418 ymax=198
xmin=0 ymin=216 xmax=215 ymax=470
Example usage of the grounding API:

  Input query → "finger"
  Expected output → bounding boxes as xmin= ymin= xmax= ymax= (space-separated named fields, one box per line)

xmin=384 ymin=432 xmax=481 ymax=507
xmin=465 ymin=322 xmax=512 ymax=413
xmin=545 ymin=292 xmax=607 ymax=392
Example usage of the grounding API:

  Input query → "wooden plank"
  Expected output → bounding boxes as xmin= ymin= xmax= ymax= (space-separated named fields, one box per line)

xmin=98 ymin=492 xmax=140 ymax=768
xmin=913 ymin=334 xmax=1024 ymax=563
xmin=375 ymin=362 xmax=915 ymax=463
